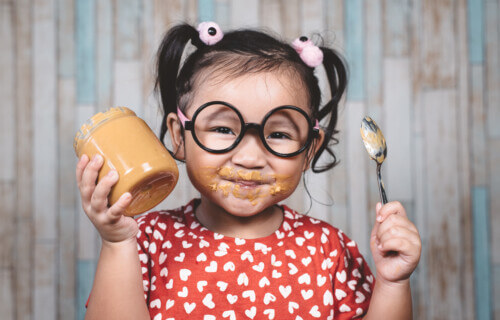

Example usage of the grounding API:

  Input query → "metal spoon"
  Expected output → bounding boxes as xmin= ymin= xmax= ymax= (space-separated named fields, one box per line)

xmin=360 ymin=116 xmax=388 ymax=204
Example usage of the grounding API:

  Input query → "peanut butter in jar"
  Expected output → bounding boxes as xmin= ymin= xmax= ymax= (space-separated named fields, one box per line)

xmin=74 ymin=107 xmax=179 ymax=216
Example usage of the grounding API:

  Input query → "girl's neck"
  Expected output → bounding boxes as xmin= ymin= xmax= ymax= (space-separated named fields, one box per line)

xmin=194 ymin=197 xmax=283 ymax=239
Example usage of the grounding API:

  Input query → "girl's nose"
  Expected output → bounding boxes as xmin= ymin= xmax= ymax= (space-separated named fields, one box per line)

xmin=231 ymin=132 xmax=267 ymax=168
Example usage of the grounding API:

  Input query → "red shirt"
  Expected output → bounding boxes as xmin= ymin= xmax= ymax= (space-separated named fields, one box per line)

xmin=136 ymin=199 xmax=374 ymax=319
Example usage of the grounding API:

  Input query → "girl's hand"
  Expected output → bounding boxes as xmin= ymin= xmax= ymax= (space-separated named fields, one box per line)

xmin=76 ymin=154 xmax=138 ymax=243
xmin=370 ymin=201 xmax=421 ymax=284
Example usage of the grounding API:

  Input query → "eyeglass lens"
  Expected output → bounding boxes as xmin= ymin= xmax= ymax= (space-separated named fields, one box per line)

xmin=192 ymin=103 xmax=311 ymax=155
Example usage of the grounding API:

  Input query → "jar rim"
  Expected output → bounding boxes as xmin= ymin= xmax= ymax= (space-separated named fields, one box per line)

xmin=73 ymin=106 xmax=136 ymax=154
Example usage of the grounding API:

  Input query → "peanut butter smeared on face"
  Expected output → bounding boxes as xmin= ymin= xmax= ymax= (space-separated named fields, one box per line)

xmin=360 ymin=116 xmax=387 ymax=164
xmin=197 ymin=166 xmax=294 ymax=205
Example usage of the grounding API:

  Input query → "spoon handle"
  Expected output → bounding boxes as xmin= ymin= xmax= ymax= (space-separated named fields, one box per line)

xmin=376 ymin=163 xmax=388 ymax=205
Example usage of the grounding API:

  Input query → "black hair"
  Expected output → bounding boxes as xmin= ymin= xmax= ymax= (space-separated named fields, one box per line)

xmin=155 ymin=23 xmax=347 ymax=173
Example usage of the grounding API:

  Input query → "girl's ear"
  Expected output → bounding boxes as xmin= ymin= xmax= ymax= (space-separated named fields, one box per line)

xmin=166 ymin=112 xmax=185 ymax=160
xmin=303 ymin=129 xmax=325 ymax=171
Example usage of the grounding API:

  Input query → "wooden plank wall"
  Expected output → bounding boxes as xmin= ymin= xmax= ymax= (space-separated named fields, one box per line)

xmin=0 ymin=0 xmax=498 ymax=319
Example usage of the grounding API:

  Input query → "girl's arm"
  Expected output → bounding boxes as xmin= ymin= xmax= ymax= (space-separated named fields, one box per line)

xmin=364 ymin=201 xmax=421 ymax=320
xmin=363 ymin=278 xmax=412 ymax=319
xmin=85 ymin=238 xmax=149 ymax=320
xmin=76 ymin=154 xmax=150 ymax=319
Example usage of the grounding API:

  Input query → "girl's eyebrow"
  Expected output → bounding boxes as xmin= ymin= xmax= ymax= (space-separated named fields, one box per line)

xmin=201 ymin=107 xmax=239 ymax=121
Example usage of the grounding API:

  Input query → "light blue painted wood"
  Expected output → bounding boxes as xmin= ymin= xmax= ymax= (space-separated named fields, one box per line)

xmin=115 ymin=0 xmax=140 ymax=60
xmin=77 ymin=260 xmax=97 ymax=320
xmin=468 ymin=0 xmax=484 ymax=63
xmin=215 ymin=0 xmax=230 ymax=30
xmin=472 ymin=186 xmax=492 ymax=320
xmin=96 ymin=0 xmax=113 ymax=111
xmin=495 ymin=265 xmax=500 ymax=320
xmin=198 ymin=0 xmax=214 ymax=22
xmin=57 ymin=0 xmax=75 ymax=78
xmin=344 ymin=0 xmax=364 ymax=101
xmin=384 ymin=0 xmax=410 ymax=57
xmin=76 ymin=0 xmax=95 ymax=104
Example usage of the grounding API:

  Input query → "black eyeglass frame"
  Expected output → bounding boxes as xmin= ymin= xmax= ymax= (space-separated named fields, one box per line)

xmin=179 ymin=100 xmax=320 ymax=158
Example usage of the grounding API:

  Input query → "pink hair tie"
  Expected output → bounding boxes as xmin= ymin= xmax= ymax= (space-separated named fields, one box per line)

xmin=292 ymin=36 xmax=323 ymax=68
xmin=197 ymin=22 xmax=223 ymax=45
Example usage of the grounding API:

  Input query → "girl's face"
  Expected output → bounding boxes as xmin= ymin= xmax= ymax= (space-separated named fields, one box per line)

xmin=168 ymin=71 xmax=323 ymax=218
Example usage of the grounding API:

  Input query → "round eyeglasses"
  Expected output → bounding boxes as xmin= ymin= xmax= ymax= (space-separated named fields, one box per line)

xmin=177 ymin=101 xmax=320 ymax=158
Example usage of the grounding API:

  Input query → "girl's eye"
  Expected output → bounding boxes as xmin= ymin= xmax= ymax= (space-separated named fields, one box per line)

xmin=213 ymin=127 xmax=234 ymax=135
xmin=268 ymin=132 xmax=292 ymax=140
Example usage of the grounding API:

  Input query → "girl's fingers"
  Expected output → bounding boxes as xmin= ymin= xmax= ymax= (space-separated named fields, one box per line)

xmin=90 ymin=170 xmax=120 ymax=213
xmin=377 ymin=224 xmax=420 ymax=248
xmin=76 ymin=154 xmax=90 ymax=185
xmin=378 ymin=237 xmax=412 ymax=254
xmin=376 ymin=201 xmax=407 ymax=223
xmin=377 ymin=213 xmax=418 ymax=238
xmin=79 ymin=155 xmax=104 ymax=207
xmin=107 ymin=192 xmax=132 ymax=221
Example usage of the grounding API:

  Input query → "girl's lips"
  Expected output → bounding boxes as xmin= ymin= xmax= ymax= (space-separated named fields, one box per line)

xmin=232 ymin=180 xmax=263 ymax=188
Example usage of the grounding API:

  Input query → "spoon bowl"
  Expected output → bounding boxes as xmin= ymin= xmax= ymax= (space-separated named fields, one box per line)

xmin=360 ymin=116 xmax=388 ymax=204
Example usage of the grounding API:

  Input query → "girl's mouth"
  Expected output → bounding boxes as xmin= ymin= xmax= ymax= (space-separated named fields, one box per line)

xmin=217 ymin=167 xmax=275 ymax=184
xmin=232 ymin=179 xmax=263 ymax=188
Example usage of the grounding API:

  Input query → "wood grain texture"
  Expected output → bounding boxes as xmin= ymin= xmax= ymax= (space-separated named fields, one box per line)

xmin=280 ymin=0 xmax=300 ymax=40
xmin=113 ymin=60 xmax=143 ymax=116
xmin=115 ymin=0 xmax=141 ymax=60
xmin=198 ymin=0 xmax=214 ymax=22
xmin=467 ymin=0 xmax=484 ymax=64
xmin=423 ymin=89 xmax=462 ymax=319
xmin=58 ymin=78 xmax=77 ymax=320
xmin=0 ymin=182 xmax=15 ymax=270
xmin=215 ymin=0 xmax=230 ymax=30
xmin=325 ymin=0 xmax=344 ymax=48
xmin=494 ymin=265 xmax=500 ymax=320
xmin=230 ymin=0 xmax=259 ymax=27
xmin=455 ymin=0 xmax=475 ymax=318
xmin=472 ymin=186 xmax=492 ymax=320
xmin=421 ymin=0 xmax=456 ymax=87
xmin=33 ymin=1 xmax=58 ymax=317
xmin=57 ymin=2 xmax=77 ymax=318
xmin=260 ymin=0 xmax=282 ymax=35
xmin=344 ymin=0 xmax=364 ymax=101
xmin=490 ymin=138 xmax=500 ymax=265
xmin=384 ymin=58 xmax=413 ymax=202
xmin=97 ymin=0 xmax=113 ymax=112
xmin=485 ymin=0 xmax=500 ymax=138
xmin=33 ymin=0 xmax=57 ymax=239
xmin=383 ymin=0 xmax=410 ymax=57
xmin=0 ymin=3 xmax=15 ymax=182
xmin=471 ymin=65 xmax=487 ymax=186
xmin=34 ymin=242 xmax=57 ymax=320
xmin=76 ymin=0 xmax=95 ymax=104
xmin=13 ymin=1 xmax=34 ymax=318
xmin=0 ymin=268 xmax=14 ymax=319
xmin=301 ymin=0 xmax=322 ymax=34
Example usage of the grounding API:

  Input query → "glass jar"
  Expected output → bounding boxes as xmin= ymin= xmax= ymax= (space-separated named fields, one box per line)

xmin=74 ymin=107 xmax=178 ymax=216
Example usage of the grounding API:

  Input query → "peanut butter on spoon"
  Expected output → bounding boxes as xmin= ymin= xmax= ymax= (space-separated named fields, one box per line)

xmin=360 ymin=116 xmax=388 ymax=204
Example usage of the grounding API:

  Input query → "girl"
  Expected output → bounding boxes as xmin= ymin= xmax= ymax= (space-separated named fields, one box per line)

xmin=77 ymin=22 xmax=421 ymax=320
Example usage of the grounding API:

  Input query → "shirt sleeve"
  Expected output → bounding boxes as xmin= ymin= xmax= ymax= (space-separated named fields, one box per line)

xmin=331 ymin=231 xmax=375 ymax=319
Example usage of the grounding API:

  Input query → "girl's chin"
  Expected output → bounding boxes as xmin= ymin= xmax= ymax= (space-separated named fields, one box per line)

xmin=204 ymin=192 xmax=277 ymax=216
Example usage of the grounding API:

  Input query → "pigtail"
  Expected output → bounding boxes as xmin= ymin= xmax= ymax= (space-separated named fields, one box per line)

xmin=311 ymin=47 xmax=348 ymax=173
xmin=155 ymin=24 xmax=202 ymax=145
